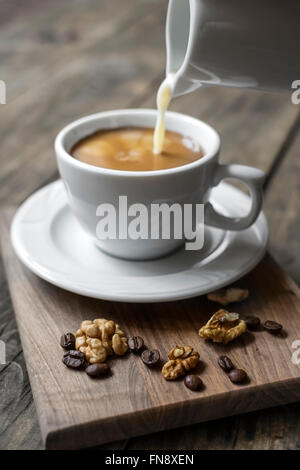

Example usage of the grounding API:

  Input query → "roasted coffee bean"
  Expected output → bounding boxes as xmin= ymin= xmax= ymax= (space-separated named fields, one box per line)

xmin=229 ymin=368 xmax=247 ymax=384
xmin=141 ymin=349 xmax=160 ymax=367
xmin=244 ymin=316 xmax=261 ymax=330
xmin=128 ymin=336 xmax=144 ymax=353
xmin=263 ymin=320 xmax=282 ymax=334
xmin=60 ymin=332 xmax=75 ymax=350
xmin=184 ymin=374 xmax=203 ymax=391
xmin=85 ymin=363 xmax=109 ymax=378
xmin=62 ymin=350 xmax=85 ymax=369
xmin=218 ymin=355 xmax=234 ymax=373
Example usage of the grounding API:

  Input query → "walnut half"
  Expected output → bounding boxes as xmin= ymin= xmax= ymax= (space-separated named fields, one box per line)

xmin=162 ymin=345 xmax=199 ymax=380
xmin=207 ymin=288 xmax=249 ymax=306
xmin=198 ymin=309 xmax=246 ymax=344
xmin=75 ymin=318 xmax=128 ymax=363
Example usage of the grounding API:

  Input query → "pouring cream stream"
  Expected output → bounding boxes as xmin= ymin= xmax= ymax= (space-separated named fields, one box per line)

xmin=153 ymin=75 xmax=174 ymax=155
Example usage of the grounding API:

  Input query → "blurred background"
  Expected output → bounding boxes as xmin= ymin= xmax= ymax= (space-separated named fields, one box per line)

xmin=0 ymin=0 xmax=300 ymax=450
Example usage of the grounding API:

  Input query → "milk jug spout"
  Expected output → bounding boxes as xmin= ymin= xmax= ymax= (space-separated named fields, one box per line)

xmin=166 ymin=0 xmax=300 ymax=97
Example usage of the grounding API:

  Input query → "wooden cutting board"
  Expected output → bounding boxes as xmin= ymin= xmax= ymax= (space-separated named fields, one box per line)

xmin=1 ymin=208 xmax=300 ymax=450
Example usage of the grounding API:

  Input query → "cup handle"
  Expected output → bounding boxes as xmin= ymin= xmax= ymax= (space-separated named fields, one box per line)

xmin=205 ymin=164 xmax=265 ymax=231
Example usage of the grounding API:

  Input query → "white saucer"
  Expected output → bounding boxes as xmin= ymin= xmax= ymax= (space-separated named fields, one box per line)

xmin=11 ymin=180 xmax=268 ymax=303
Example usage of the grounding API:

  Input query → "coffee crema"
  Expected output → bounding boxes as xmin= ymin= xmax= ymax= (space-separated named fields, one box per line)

xmin=71 ymin=127 xmax=203 ymax=172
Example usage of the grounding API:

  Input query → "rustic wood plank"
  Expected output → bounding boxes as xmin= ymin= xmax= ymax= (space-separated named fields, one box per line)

xmin=0 ymin=0 xmax=168 ymax=449
xmin=0 ymin=0 xmax=62 ymax=27
xmin=264 ymin=122 xmax=300 ymax=285
xmin=1 ymin=208 xmax=300 ymax=449
xmin=0 ymin=0 xmax=167 ymax=206
xmin=1 ymin=0 xmax=300 ymax=451
xmin=129 ymin=102 xmax=300 ymax=453
xmin=127 ymin=403 xmax=300 ymax=450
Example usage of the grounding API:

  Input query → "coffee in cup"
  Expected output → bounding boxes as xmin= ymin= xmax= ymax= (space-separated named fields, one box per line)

xmin=56 ymin=109 xmax=264 ymax=260
xmin=71 ymin=126 xmax=203 ymax=172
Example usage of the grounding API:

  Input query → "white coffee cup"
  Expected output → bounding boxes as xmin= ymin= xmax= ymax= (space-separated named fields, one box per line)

xmin=55 ymin=109 xmax=264 ymax=260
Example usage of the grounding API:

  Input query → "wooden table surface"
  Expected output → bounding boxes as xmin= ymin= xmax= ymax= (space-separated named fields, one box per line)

xmin=0 ymin=0 xmax=300 ymax=450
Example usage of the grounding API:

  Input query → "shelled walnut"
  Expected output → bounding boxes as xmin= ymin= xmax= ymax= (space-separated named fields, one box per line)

xmin=75 ymin=318 xmax=128 ymax=363
xmin=162 ymin=345 xmax=199 ymax=380
xmin=198 ymin=309 xmax=246 ymax=344
xmin=207 ymin=288 xmax=249 ymax=306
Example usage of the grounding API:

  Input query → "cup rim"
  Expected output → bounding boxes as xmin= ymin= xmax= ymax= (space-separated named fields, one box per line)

xmin=55 ymin=109 xmax=220 ymax=178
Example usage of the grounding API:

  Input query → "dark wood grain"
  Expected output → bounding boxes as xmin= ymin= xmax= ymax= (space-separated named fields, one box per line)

xmin=0 ymin=0 xmax=168 ymax=450
xmin=265 ymin=128 xmax=300 ymax=285
xmin=0 ymin=256 xmax=43 ymax=450
xmin=126 ymin=403 xmax=300 ymax=450
xmin=1 ymin=209 xmax=300 ymax=449
xmin=0 ymin=0 xmax=167 ymax=206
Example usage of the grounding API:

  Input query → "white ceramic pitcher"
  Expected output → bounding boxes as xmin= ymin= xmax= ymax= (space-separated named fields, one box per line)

xmin=166 ymin=0 xmax=300 ymax=97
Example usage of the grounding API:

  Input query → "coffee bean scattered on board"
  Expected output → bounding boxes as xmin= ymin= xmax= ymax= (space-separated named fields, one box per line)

xmin=141 ymin=349 xmax=160 ymax=367
xmin=184 ymin=374 xmax=203 ymax=391
xmin=218 ymin=355 xmax=234 ymax=373
xmin=263 ymin=320 xmax=282 ymax=335
xmin=62 ymin=350 xmax=86 ymax=369
xmin=229 ymin=368 xmax=247 ymax=384
xmin=85 ymin=363 xmax=109 ymax=378
xmin=128 ymin=336 xmax=144 ymax=354
xmin=60 ymin=332 xmax=75 ymax=350
xmin=244 ymin=316 xmax=261 ymax=330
